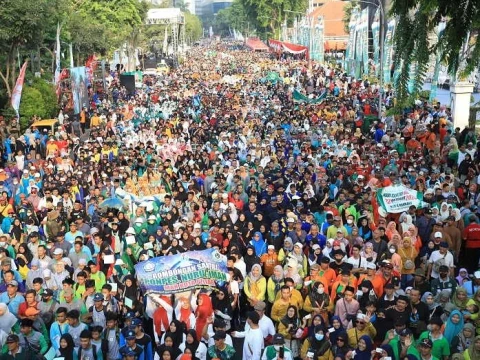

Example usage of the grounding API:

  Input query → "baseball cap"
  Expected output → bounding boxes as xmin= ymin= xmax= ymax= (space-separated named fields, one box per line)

xmin=312 ymin=244 xmax=321 ymax=250
xmin=42 ymin=289 xmax=54 ymax=297
xmin=93 ymin=293 xmax=104 ymax=302
xmin=6 ymin=334 xmax=19 ymax=343
xmin=382 ymin=260 xmax=394 ymax=269
xmin=131 ymin=318 xmax=142 ymax=326
xmin=419 ymin=338 xmax=433 ymax=348
xmin=53 ymin=248 xmax=63 ymax=255
xmin=434 ymin=232 xmax=443 ymax=238
xmin=400 ymin=328 xmax=413 ymax=336
xmin=7 ymin=280 xmax=18 ymax=287
xmin=125 ymin=311 xmax=135 ymax=319
xmin=272 ymin=334 xmax=285 ymax=345
xmin=125 ymin=330 xmax=136 ymax=340
xmin=439 ymin=241 xmax=449 ymax=248
xmin=213 ymin=330 xmax=227 ymax=340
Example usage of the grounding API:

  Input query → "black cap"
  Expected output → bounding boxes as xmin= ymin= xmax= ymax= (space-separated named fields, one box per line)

xmin=272 ymin=334 xmax=285 ymax=344
xmin=439 ymin=265 xmax=449 ymax=272
xmin=320 ymin=257 xmax=331 ymax=264
xmin=42 ymin=289 xmax=54 ymax=297
xmin=6 ymin=334 xmax=19 ymax=343
xmin=385 ymin=283 xmax=395 ymax=289
xmin=419 ymin=338 xmax=433 ymax=348
xmin=400 ymin=328 xmax=412 ymax=336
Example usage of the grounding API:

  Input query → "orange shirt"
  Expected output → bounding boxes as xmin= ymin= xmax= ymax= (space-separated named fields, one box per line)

xmin=318 ymin=267 xmax=337 ymax=290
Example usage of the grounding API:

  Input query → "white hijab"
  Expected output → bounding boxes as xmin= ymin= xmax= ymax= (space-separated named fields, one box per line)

xmin=0 ymin=304 xmax=17 ymax=333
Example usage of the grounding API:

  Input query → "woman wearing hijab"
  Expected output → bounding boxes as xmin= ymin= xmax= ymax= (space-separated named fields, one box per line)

xmin=303 ymin=282 xmax=331 ymax=320
xmin=452 ymin=287 xmax=470 ymax=311
xmin=175 ymin=296 xmax=196 ymax=331
xmin=332 ymin=331 xmax=351 ymax=359
xmin=328 ymin=316 xmax=345 ymax=345
xmin=243 ymin=246 xmax=261 ymax=273
xmin=456 ymin=268 xmax=470 ymax=286
xmin=156 ymin=345 xmax=182 ymax=360
xmin=121 ymin=275 xmax=141 ymax=313
xmin=452 ymin=323 xmax=476 ymax=355
xmin=444 ymin=310 xmax=465 ymax=343
xmin=211 ymin=287 xmax=232 ymax=330
xmin=357 ymin=217 xmax=372 ymax=242
xmin=0 ymin=303 xmax=18 ymax=334
xmin=244 ymin=263 xmax=266 ymax=307
xmin=267 ymin=265 xmax=285 ymax=305
xmin=58 ymin=333 xmax=75 ymax=360
xmin=421 ymin=292 xmax=443 ymax=320
xmin=464 ymin=336 xmax=480 ymax=360
xmin=350 ymin=335 xmax=373 ymax=360
xmin=160 ymin=320 xmax=186 ymax=349
xmin=398 ymin=237 xmax=418 ymax=288
xmin=178 ymin=329 xmax=207 ymax=360
xmin=194 ymin=293 xmax=213 ymax=341
xmin=300 ymin=324 xmax=334 ymax=360
xmin=278 ymin=305 xmax=302 ymax=357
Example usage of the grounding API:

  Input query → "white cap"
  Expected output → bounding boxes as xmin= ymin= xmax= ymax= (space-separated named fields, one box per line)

xmin=366 ymin=262 xmax=376 ymax=270
xmin=312 ymin=244 xmax=321 ymax=250
xmin=126 ymin=227 xmax=136 ymax=234
xmin=434 ymin=231 xmax=443 ymax=238
xmin=357 ymin=313 xmax=367 ymax=321
xmin=286 ymin=217 xmax=295 ymax=223
xmin=135 ymin=217 xmax=144 ymax=224
xmin=193 ymin=223 xmax=201 ymax=229
xmin=115 ymin=259 xmax=124 ymax=266
xmin=148 ymin=215 xmax=156 ymax=221
xmin=78 ymin=258 xmax=87 ymax=265
xmin=294 ymin=242 xmax=303 ymax=249
xmin=53 ymin=248 xmax=63 ymax=255
xmin=474 ymin=271 xmax=480 ymax=278
xmin=43 ymin=269 xmax=51 ymax=277
xmin=222 ymin=193 xmax=228 ymax=199
xmin=34 ymin=173 xmax=41 ymax=177
xmin=89 ymin=227 xmax=99 ymax=236
xmin=267 ymin=245 xmax=275 ymax=250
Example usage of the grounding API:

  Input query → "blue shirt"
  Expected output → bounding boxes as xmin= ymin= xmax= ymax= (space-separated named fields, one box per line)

xmin=0 ymin=292 xmax=25 ymax=316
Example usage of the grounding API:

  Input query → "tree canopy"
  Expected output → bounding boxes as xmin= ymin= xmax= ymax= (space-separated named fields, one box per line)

xmin=391 ymin=0 xmax=480 ymax=103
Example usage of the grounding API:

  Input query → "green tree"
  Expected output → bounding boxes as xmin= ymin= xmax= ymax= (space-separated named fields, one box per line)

xmin=215 ymin=0 xmax=249 ymax=36
xmin=185 ymin=12 xmax=203 ymax=42
xmin=391 ymin=0 xmax=480 ymax=103
xmin=18 ymin=78 xmax=58 ymax=129
xmin=240 ymin=0 xmax=306 ymax=37
xmin=0 ymin=0 xmax=63 ymax=97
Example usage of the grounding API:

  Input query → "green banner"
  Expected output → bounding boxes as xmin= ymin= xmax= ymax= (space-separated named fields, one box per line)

xmin=371 ymin=9 xmax=380 ymax=75
xmin=292 ymin=90 xmax=327 ymax=104
xmin=377 ymin=185 xmax=427 ymax=213
xmin=361 ymin=8 xmax=369 ymax=75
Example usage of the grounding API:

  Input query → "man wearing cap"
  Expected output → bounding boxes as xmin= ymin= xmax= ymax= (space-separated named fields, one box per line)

xmin=130 ymin=317 xmax=153 ymax=360
xmin=463 ymin=215 xmax=480 ymax=271
xmin=119 ymin=329 xmax=145 ymax=360
xmin=0 ymin=279 xmax=24 ymax=317
xmin=206 ymin=330 xmax=237 ymax=360
xmin=261 ymin=333 xmax=293 ymax=360
xmin=18 ymin=318 xmax=48 ymax=355
xmin=371 ymin=261 xmax=397 ymax=297
xmin=346 ymin=313 xmax=376 ymax=348
xmin=417 ymin=338 xmax=438 ymax=360
xmin=430 ymin=265 xmax=457 ymax=296
xmin=430 ymin=222 xmax=453 ymax=249
xmin=326 ymin=216 xmax=347 ymax=240
xmin=418 ymin=317 xmax=450 ymax=360
xmin=88 ymin=293 xmax=107 ymax=328
xmin=1 ymin=334 xmax=35 ymax=360
xmin=427 ymin=241 xmax=454 ymax=280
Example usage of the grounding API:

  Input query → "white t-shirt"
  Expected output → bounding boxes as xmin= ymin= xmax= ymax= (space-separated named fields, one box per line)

xmin=347 ymin=256 xmax=367 ymax=270
xmin=428 ymin=250 xmax=454 ymax=279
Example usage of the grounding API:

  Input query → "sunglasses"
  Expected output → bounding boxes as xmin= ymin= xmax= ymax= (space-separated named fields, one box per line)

xmin=356 ymin=321 xmax=365 ymax=325
xmin=337 ymin=338 xmax=345 ymax=342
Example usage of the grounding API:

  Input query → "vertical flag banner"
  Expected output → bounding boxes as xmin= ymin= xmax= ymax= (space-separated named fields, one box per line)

xmin=345 ymin=8 xmax=358 ymax=75
xmin=163 ymin=26 xmax=169 ymax=55
xmin=11 ymin=62 xmax=28 ymax=118
xmin=69 ymin=43 xmax=74 ymax=68
xmin=383 ymin=19 xmax=396 ymax=83
xmin=371 ymin=9 xmax=380 ymax=75
xmin=55 ymin=22 xmax=61 ymax=85
xmin=70 ymin=66 xmax=88 ymax=115
xmin=355 ymin=10 xmax=363 ymax=71
xmin=361 ymin=8 xmax=369 ymax=75
xmin=430 ymin=21 xmax=446 ymax=101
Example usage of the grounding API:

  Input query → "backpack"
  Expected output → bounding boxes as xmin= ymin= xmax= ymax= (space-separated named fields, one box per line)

xmin=432 ymin=254 xmax=447 ymax=273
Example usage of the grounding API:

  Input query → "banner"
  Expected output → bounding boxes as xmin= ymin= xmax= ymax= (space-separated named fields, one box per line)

xmin=371 ymin=8 xmax=380 ymax=75
xmin=345 ymin=7 xmax=358 ymax=72
xmin=355 ymin=11 xmax=363 ymax=71
xmin=293 ymin=89 xmax=327 ymax=104
xmin=55 ymin=22 xmax=61 ymax=85
xmin=135 ymin=249 xmax=228 ymax=294
xmin=361 ymin=8 xmax=369 ymax=75
xmin=11 ymin=61 xmax=28 ymax=118
xmin=70 ymin=66 xmax=88 ymax=114
xmin=429 ymin=21 xmax=446 ymax=101
xmin=383 ymin=19 xmax=396 ymax=83
xmin=376 ymin=185 xmax=427 ymax=213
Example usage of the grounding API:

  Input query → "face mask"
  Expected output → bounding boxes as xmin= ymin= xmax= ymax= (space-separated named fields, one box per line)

xmin=347 ymin=220 xmax=353 ymax=224
xmin=389 ymin=248 xmax=395 ymax=254
xmin=274 ymin=345 xmax=281 ymax=351
xmin=315 ymin=334 xmax=324 ymax=341
xmin=317 ymin=287 xmax=324 ymax=294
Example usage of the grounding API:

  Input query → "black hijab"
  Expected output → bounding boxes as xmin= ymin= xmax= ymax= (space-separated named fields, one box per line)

xmin=59 ymin=333 xmax=75 ymax=360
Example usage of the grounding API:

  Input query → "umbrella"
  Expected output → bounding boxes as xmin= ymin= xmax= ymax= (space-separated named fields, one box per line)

xmin=98 ymin=197 xmax=125 ymax=210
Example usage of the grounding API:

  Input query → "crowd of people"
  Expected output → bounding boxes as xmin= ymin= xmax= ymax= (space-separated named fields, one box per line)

xmin=0 ymin=41 xmax=478 ymax=360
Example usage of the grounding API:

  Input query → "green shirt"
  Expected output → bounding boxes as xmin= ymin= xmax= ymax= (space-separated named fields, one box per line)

xmin=418 ymin=331 xmax=450 ymax=359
